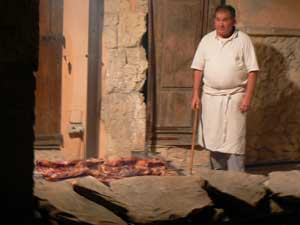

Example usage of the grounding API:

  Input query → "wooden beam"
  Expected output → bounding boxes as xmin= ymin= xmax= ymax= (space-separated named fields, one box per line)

xmin=86 ymin=0 xmax=103 ymax=158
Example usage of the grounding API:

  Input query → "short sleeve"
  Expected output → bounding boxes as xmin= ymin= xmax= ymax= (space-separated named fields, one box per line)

xmin=243 ymin=36 xmax=259 ymax=73
xmin=191 ymin=38 xmax=206 ymax=71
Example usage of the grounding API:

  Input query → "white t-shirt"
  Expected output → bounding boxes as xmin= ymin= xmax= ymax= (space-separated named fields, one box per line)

xmin=191 ymin=29 xmax=259 ymax=92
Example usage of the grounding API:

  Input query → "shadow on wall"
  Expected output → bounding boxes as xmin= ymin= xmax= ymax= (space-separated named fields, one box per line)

xmin=246 ymin=42 xmax=300 ymax=165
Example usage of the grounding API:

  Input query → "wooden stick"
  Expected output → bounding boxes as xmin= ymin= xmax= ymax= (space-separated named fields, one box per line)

xmin=189 ymin=108 xmax=199 ymax=175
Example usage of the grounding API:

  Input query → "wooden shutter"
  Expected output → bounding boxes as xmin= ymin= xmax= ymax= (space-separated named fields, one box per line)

xmin=34 ymin=0 xmax=63 ymax=149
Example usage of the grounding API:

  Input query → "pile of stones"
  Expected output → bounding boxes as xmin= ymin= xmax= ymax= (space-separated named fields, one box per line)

xmin=34 ymin=168 xmax=300 ymax=225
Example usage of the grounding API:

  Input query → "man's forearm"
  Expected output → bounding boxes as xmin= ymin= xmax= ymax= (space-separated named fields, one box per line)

xmin=193 ymin=70 xmax=203 ymax=97
xmin=244 ymin=71 xmax=257 ymax=101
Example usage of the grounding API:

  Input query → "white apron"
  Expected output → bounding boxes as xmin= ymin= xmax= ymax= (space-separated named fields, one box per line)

xmin=198 ymin=85 xmax=247 ymax=155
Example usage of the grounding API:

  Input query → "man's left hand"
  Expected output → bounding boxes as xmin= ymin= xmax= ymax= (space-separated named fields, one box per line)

xmin=239 ymin=96 xmax=251 ymax=113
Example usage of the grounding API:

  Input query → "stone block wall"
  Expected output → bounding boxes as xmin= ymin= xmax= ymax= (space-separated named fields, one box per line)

xmin=101 ymin=0 xmax=148 ymax=158
xmin=246 ymin=36 xmax=300 ymax=164
xmin=226 ymin=0 xmax=300 ymax=165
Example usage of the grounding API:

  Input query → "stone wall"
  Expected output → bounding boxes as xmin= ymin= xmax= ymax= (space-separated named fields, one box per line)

xmin=246 ymin=36 xmax=300 ymax=164
xmin=226 ymin=0 xmax=300 ymax=164
xmin=101 ymin=0 xmax=148 ymax=158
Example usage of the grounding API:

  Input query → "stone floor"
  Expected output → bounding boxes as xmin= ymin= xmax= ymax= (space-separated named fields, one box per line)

xmin=151 ymin=146 xmax=210 ymax=175
xmin=153 ymin=146 xmax=300 ymax=175
xmin=35 ymin=149 xmax=66 ymax=161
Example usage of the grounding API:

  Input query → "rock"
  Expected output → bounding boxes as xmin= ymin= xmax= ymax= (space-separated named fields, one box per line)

xmin=265 ymin=170 xmax=300 ymax=198
xmin=72 ymin=176 xmax=129 ymax=221
xmin=101 ymin=93 xmax=146 ymax=158
xmin=34 ymin=177 xmax=127 ymax=225
xmin=269 ymin=199 xmax=284 ymax=214
xmin=110 ymin=175 xmax=213 ymax=224
xmin=104 ymin=0 xmax=120 ymax=13
xmin=265 ymin=170 xmax=300 ymax=209
xmin=104 ymin=13 xmax=119 ymax=26
xmin=74 ymin=175 xmax=214 ymax=224
xmin=197 ymin=168 xmax=269 ymax=222
xmin=103 ymin=25 xmax=118 ymax=49
xmin=198 ymin=168 xmax=268 ymax=207
xmin=118 ymin=1 xmax=147 ymax=48
xmin=102 ymin=0 xmax=148 ymax=156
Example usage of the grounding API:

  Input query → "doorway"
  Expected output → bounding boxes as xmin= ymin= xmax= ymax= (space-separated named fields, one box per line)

xmin=147 ymin=0 xmax=218 ymax=147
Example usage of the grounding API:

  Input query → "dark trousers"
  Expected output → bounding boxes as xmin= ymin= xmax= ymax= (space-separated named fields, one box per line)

xmin=209 ymin=151 xmax=245 ymax=171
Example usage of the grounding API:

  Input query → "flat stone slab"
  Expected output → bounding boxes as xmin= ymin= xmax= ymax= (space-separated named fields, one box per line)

xmin=34 ymin=177 xmax=127 ymax=225
xmin=73 ymin=175 xmax=213 ymax=224
xmin=194 ymin=168 xmax=270 ymax=224
xmin=264 ymin=170 xmax=300 ymax=210
xmin=197 ymin=168 xmax=268 ymax=207
xmin=71 ymin=176 xmax=129 ymax=221
xmin=265 ymin=170 xmax=300 ymax=198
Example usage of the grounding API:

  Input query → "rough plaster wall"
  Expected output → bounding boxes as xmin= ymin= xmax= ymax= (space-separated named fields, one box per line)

xmin=246 ymin=36 xmax=300 ymax=164
xmin=228 ymin=0 xmax=300 ymax=30
xmin=102 ymin=0 xmax=148 ymax=158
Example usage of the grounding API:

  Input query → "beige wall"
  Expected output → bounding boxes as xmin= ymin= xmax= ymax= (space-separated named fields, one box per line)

xmin=99 ymin=0 xmax=148 ymax=159
xmin=227 ymin=0 xmax=300 ymax=164
xmin=228 ymin=0 xmax=300 ymax=30
xmin=60 ymin=0 xmax=89 ymax=159
xmin=247 ymin=36 xmax=300 ymax=164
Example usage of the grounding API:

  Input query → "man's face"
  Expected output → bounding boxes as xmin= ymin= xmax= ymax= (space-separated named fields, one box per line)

xmin=214 ymin=10 xmax=236 ymax=38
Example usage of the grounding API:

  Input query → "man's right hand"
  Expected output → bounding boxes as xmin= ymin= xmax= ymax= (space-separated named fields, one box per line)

xmin=191 ymin=96 xmax=201 ymax=110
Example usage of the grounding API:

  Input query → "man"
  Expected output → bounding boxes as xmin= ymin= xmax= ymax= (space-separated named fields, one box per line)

xmin=190 ymin=5 xmax=259 ymax=171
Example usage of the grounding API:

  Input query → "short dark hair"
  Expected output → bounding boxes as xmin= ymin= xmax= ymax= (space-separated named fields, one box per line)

xmin=215 ymin=4 xmax=236 ymax=18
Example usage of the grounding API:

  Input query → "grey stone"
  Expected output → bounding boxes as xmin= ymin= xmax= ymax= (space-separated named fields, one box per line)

xmin=72 ymin=176 xmax=129 ymax=221
xmin=105 ymin=48 xmax=146 ymax=94
xmin=74 ymin=175 xmax=213 ymax=224
xmin=103 ymin=25 xmax=118 ymax=49
xmin=118 ymin=1 xmax=147 ymax=48
xmin=104 ymin=0 xmax=121 ymax=13
xmin=108 ymin=49 xmax=127 ymax=68
xmin=101 ymin=93 xmax=146 ymax=158
xmin=126 ymin=47 xmax=148 ymax=73
xmin=197 ymin=168 xmax=268 ymax=207
xmin=34 ymin=177 xmax=127 ymax=225
xmin=104 ymin=13 xmax=119 ymax=26
xmin=101 ymin=0 xmax=148 ymax=156
xmin=265 ymin=170 xmax=300 ymax=198
xmin=265 ymin=170 xmax=300 ymax=210
xmin=196 ymin=168 xmax=270 ymax=222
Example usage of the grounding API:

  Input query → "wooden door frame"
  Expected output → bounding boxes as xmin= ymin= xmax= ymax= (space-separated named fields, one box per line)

xmin=145 ymin=0 xmax=222 ymax=150
xmin=86 ymin=0 xmax=103 ymax=158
